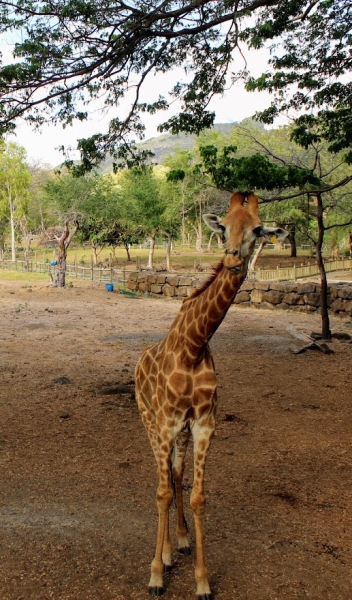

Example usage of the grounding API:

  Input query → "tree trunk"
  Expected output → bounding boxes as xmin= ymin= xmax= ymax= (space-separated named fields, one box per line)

xmin=315 ymin=194 xmax=331 ymax=341
xmin=164 ymin=232 xmax=173 ymax=272
xmin=124 ymin=243 xmax=131 ymax=261
xmin=207 ymin=231 xmax=223 ymax=252
xmin=207 ymin=231 xmax=215 ymax=252
xmin=249 ymin=238 xmax=267 ymax=271
xmin=9 ymin=197 xmax=16 ymax=262
xmin=146 ymin=228 xmax=159 ymax=269
xmin=92 ymin=244 xmax=99 ymax=265
xmin=55 ymin=223 xmax=69 ymax=288
xmin=54 ymin=220 xmax=79 ymax=288
xmin=24 ymin=234 xmax=32 ymax=269
xmin=193 ymin=222 xmax=203 ymax=253
xmin=288 ymin=224 xmax=297 ymax=258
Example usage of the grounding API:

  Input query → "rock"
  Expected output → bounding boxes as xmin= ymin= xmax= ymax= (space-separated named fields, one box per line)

xmin=59 ymin=412 xmax=70 ymax=419
xmin=338 ymin=287 xmax=352 ymax=300
xmin=150 ymin=284 xmax=163 ymax=294
xmin=332 ymin=332 xmax=351 ymax=341
xmin=283 ymin=292 xmax=301 ymax=305
xmin=255 ymin=282 xmax=270 ymax=291
xmin=251 ymin=289 xmax=265 ymax=303
xmin=100 ymin=384 xmax=134 ymax=395
xmin=53 ymin=376 xmax=71 ymax=385
xmin=269 ymin=282 xmax=288 ymax=292
xmin=234 ymin=291 xmax=250 ymax=303
xmin=260 ymin=301 xmax=275 ymax=310
xmin=297 ymin=282 xmax=316 ymax=294
xmin=303 ymin=293 xmax=321 ymax=307
xmin=163 ymin=283 xmax=175 ymax=297
xmin=262 ymin=290 xmax=283 ymax=305
xmin=276 ymin=302 xmax=290 ymax=311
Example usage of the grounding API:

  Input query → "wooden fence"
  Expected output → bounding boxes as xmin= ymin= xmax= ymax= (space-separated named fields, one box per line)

xmin=0 ymin=259 xmax=133 ymax=285
xmin=252 ymin=258 xmax=352 ymax=282
xmin=0 ymin=257 xmax=351 ymax=284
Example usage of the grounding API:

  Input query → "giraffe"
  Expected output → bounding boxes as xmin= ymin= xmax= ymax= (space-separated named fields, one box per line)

xmin=135 ymin=191 xmax=288 ymax=598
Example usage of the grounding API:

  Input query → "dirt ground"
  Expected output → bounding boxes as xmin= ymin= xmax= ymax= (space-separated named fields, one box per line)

xmin=1 ymin=277 xmax=352 ymax=600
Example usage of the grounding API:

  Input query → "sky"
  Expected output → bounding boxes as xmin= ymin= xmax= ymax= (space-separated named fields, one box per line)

xmin=1 ymin=37 xmax=273 ymax=168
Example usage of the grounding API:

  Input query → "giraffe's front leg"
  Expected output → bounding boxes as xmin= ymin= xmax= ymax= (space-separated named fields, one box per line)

xmin=149 ymin=440 xmax=174 ymax=596
xmin=190 ymin=419 xmax=215 ymax=600
xmin=162 ymin=509 xmax=172 ymax=572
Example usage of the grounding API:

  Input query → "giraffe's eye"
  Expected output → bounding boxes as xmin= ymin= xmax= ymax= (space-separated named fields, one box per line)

xmin=253 ymin=226 xmax=262 ymax=236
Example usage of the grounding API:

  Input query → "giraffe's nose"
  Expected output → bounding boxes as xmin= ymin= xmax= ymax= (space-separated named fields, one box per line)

xmin=223 ymin=251 xmax=243 ymax=271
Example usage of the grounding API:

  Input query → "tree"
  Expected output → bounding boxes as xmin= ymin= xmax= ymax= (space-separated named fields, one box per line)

xmin=43 ymin=170 xmax=123 ymax=263
xmin=0 ymin=1 xmax=348 ymax=170
xmin=77 ymin=216 xmax=109 ymax=265
xmin=244 ymin=0 xmax=351 ymax=163
xmin=27 ymin=160 xmax=55 ymax=233
xmin=165 ymin=147 xmax=224 ymax=252
xmin=0 ymin=142 xmax=31 ymax=260
xmin=44 ymin=171 xmax=100 ymax=220
xmin=118 ymin=166 xmax=167 ymax=269
xmin=196 ymin=133 xmax=352 ymax=340
xmin=43 ymin=219 xmax=80 ymax=287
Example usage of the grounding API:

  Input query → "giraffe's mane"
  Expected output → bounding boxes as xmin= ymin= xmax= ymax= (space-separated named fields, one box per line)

xmin=183 ymin=260 xmax=224 ymax=303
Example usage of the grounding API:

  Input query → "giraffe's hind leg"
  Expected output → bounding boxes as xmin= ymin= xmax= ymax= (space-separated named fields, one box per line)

xmin=172 ymin=427 xmax=191 ymax=554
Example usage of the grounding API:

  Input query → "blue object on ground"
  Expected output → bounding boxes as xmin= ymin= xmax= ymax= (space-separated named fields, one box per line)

xmin=50 ymin=260 xmax=58 ymax=266
xmin=105 ymin=283 xmax=114 ymax=292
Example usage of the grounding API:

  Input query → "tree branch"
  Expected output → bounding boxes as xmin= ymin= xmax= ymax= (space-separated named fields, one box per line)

xmin=260 ymin=176 xmax=352 ymax=203
xmin=287 ymin=0 xmax=320 ymax=23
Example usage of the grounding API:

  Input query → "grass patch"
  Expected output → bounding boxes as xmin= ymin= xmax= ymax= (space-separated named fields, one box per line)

xmin=0 ymin=270 xmax=49 ymax=283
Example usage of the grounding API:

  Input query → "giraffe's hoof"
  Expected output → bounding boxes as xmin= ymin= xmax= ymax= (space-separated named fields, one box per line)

xmin=197 ymin=594 xmax=213 ymax=600
xmin=163 ymin=564 xmax=172 ymax=573
xmin=178 ymin=546 xmax=192 ymax=555
xmin=148 ymin=586 xmax=164 ymax=596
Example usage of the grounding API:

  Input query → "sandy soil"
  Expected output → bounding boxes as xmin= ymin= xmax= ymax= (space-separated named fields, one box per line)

xmin=0 ymin=277 xmax=352 ymax=600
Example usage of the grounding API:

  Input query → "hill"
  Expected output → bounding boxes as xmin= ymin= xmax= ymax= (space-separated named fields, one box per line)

xmin=101 ymin=122 xmax=236 ymax=172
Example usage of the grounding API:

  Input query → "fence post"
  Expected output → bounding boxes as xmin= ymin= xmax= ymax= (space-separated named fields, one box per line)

xmin=293 ymin=264 xmax=296 ymax=280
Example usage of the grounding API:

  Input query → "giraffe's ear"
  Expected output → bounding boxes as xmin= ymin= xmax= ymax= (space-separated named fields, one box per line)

xmin=257 ymin=226 xmax=289 ymax=242
xmin=203 ymin=214 xmax=225 ymax=234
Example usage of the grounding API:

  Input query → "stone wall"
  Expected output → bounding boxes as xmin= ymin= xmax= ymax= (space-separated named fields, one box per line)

xmin=127 ymin=271 xmax=352 ymax=318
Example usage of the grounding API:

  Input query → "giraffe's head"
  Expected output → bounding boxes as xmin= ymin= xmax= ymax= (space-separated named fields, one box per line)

xmin=203 ymin=191 xmax=288 ymax=273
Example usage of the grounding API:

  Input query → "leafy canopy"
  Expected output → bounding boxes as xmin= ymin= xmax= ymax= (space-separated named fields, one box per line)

xmin=195 ymin=144 xmax=322 ymax=192
xmin=243 ymin=0 xmax=352 ymax=163
xmin=1 ymin=1 xmax=349 ymax=170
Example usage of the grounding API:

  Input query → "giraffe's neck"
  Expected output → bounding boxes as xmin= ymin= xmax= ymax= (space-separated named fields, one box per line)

xmin=167 ymin=262 xmax=247 ymax=363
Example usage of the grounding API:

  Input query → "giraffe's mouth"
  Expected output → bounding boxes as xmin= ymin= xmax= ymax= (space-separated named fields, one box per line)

xmin=228 ymin=265 xmax=244 ymax=273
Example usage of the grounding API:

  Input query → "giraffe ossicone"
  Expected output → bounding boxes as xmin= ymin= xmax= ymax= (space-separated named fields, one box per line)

xmin=135 ymin=191 xmax=288 ymax=598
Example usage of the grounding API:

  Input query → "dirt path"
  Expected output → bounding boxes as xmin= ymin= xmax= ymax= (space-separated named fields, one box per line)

xmin=1 ymin=279 xmax=352 ymax=600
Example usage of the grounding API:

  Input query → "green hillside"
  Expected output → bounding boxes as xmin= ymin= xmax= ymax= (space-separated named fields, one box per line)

xmin=101 ymin=123 xmax=236 ymax=172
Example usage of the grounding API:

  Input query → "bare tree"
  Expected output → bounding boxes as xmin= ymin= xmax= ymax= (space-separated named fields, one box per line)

xmin=43 ymin=220 xmax=79 ymax=287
